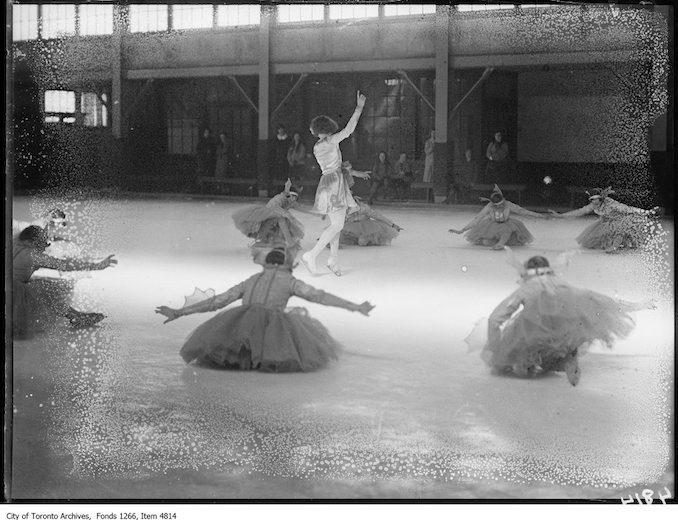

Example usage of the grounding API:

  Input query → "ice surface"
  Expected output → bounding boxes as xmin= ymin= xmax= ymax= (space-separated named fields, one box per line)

xmin=9 ymin=195 xmax=674 ymax=499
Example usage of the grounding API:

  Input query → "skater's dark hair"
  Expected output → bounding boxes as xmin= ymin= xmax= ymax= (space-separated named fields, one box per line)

xmin=19 ymin=225 xmax=49 ymax=247
xmin=265 ymin=249 xmax=286 ymax=266
xmin=526 ymin=256 xmax=550 ymax=269
xmin=310 ymin=115 xmax=338 ymax=137
xmin=490 ymin=192 xmax=504 ymax=204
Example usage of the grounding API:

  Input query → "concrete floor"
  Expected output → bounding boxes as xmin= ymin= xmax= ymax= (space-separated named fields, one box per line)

xmin=8 ymin=194 xmax=674 ymax=500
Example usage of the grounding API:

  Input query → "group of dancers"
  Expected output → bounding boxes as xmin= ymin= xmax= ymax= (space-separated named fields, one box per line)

xmin=12 ymin=90 xmax=661 ymax=387
xmin=155 ymin=90 xmax=659 ymax=385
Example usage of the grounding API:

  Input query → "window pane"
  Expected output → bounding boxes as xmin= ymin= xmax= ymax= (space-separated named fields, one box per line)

xmin=278 ymin=4 xmax=324 ymax=23
xmin=79 ymin=4 xmax=113 ymax=36
xmin=217 ymin=4 xmax=260 ymax=27
xmin=81 ymin=92 xmax=108 ymax=127
xmin=457 ymin=4 xmax=514 ymax=11
xmin=12 ymin=4 xmax=38 ymax=41
xmin=384 ymin=4 xmax=436 ymax=17
xmin=45 ymin=90 xmax=76 ymax=113
xmin=329 ymin=4 xmax=379 ymax=20
xmin=520 ymin=4 xmax=554 ymax=8
xmin=173 ymin=4 xmax=213 ymax=30
xmin=42 ymin=4 xmax=76 ymax=39
xmin=130 ymin=4 xmax=168 ymax=33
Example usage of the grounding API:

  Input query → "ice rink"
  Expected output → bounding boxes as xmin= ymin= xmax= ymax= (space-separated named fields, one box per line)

xmin=9 ymin=194 xmax=674 ymax=500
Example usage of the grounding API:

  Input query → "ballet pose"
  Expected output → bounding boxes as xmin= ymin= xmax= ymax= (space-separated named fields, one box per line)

xmin=549 ymin=187 xmax=661 ymax=253
xmin=300 ymin=91 xmax=371 ymax=276
xmin=156 ymin=248 xmax=374 ymax=373
xmin=465 ymin=248 xmax=655 ymax=386
xmin=449 ymin=185 xmax=547 ymax=250
xmin=340 ymin=197 xmax=403 ymax=246
xmin=13 ymin=226 xmax=118 ymax=337
xmin=232 ymin=179 xmax=305 ymax=261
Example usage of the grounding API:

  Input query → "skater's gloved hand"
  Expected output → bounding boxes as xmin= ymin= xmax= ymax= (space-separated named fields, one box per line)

xmin=155 ymin=306 xmax=182 ymax=323
xmin=355 ymin=302 xmax=375 ymax=316
xmin=393 ymin=224 xmax=403 ymax=232
xmin=95 ymin=254 xmax=118 ymax=270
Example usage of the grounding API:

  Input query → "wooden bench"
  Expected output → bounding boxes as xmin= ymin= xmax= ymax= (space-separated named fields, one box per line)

xmin=197 ymin=176 xmax=256 ymax=194
xmin=410 ymin=182 xmax=435 ymax=202
xmin=470 ymin=183 xmax=527 ymax=205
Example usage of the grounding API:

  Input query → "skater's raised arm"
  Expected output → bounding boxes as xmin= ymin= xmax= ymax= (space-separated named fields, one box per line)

xmin=549 ymin=203 xmax=594 ymax=218
xmin=34 ymin=252 xmax=117 ymax=272
xmin=292 ymin=279 xmax=374 ymax=315
xmin=156 ymin=280 xmax=248 ymax=323
xmin=327 ymin=91 xmax=366 ymax=144
xmin=507 ymin=202 xmax=547 ymax=219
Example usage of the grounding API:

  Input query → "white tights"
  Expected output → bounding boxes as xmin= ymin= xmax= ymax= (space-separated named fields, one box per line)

xmin=306 ymin=207 xmax=347 ymax=264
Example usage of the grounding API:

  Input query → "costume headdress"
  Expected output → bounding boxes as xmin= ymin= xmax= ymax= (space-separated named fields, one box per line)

xmin=504 ymin=246 xmax=579 ymax=280
xmin=586 ymin=186 xmax=614 ymax=201
xmin=284 ymin=178 xmax=302 ymax=197
xmin=479 ymin=184 xmax=504 ymax=203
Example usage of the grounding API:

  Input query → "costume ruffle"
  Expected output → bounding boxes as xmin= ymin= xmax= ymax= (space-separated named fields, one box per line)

xmin=465 ymin=218 xmax=533 ymax=247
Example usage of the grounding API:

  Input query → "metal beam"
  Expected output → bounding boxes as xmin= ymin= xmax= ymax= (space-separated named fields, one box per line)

xmin=448 ymin=67 xmax=493 ymax=122
xmin=111 ymin=4 xmax=124 ymax=138
xmin=126 ymin=65 xmax=260 ymax=80
xmin=228 ymin=76 xmax=258 ymax=114
xmin=272 ymin=58 xmax=436 ymax=75
xmin=449 ymin=50 xmax=636 ymax=69
xmin=271 ymin=73 xmax=308 ymax=120
xmin=397 ymin=70 xmax=434 ymax=112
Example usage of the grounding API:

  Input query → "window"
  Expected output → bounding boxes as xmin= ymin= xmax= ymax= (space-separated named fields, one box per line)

xmin=278 ymin=4 xmax=325 ymax=23
xmin=172 ymin=4 xmax=214 ymax=30
xmin=217 ymin=4 xmax=260 ymax=27
xmin=44 ymin=90 xmax=76 ymax=123
xmin=519 ymin=4 xmax=554 ymax=8
xmin=81 ymin=92 xmax=108 ymax=127
xmin=12 ymin=4 xmax=38 ymax=41
xmin=457 ymin=4 xmax=515 ymax=11
xmin=384 ymin=4 xmax=436 ymax=17
xmin=130 ymin=4 xmax=168 ymax=33
xmin=45 ymin=90 xmax=76 ymax=114
xmin=167 ymin=118 xmax=199 ymax=155
xmin=329 ymin=4 xmax=379 ymax=20
xmin=79 ymin=4 xmax=114 ymax=36
xmin=41 ymin=4 xmax=76 ymax=39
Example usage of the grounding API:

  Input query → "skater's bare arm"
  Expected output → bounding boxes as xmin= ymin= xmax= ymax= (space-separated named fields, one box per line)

xmin=156 ymin=282 xmax=246 ymax=323
xmin=450 ymin=205 xmax=490 ymax=233
xmin=35 ymin=252 xmax=117 ymax=272
xmin=293 ymin=280 xmax=374 ymax=315
xmin=487 ymin=292 xmax=523 ymax=345
xmin=328 ymin=91 xmax=366 ymax=144
xmin=508 ymin=202 xmax=547 ymax=219
xmin=550 ymin=204 xmax=594 ymax=218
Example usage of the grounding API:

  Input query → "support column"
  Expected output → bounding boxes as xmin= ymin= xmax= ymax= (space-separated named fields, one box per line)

xmin=111 ymin=4 xmax=126 ymax=139
xmin=257 ymin=5 xmax=272 ymax=197
xmin=433 ymin=5 xmax=450 ymax=201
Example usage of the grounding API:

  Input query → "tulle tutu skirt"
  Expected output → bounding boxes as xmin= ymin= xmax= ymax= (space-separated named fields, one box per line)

xmin=313 ymin=167 xmax=358 ymax=215
xmin=232 ymin=205 xmax=304 ymax=244
xmin=467 ymin=286 xmax=637 ymax=372
xmin=341 ymin=219 xmax=399 ymax=246
xmin=465 ymin=218 xmax=533 ymax=247
xmin=13 ymin=277 xmax=74 ymax=338
xmin=179 ymin=305 xmax=341 ymax=373
xmin=576 ymin=216 xmax=649 ymax=250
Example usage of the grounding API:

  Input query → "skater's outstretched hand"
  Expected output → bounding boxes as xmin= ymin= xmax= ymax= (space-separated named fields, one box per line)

xmin=155 ymin=306 xmax=182 ymax=323
xmin=352 ymin=170 xmax=371 ymax=180
xmin=355 ymin=301 xmax=375 ymax=316
xmin=356 ymin=91 xmax=367 ymax=109
xmin=548 ymin=209 xmax=562 ymax=218
xmin=448 ymin=228 xmax=463 ymax=234
xmin=393 ymin=225 xmax=404 ymax=232
xmin=95 ymin=254 xmax=118 ymax=270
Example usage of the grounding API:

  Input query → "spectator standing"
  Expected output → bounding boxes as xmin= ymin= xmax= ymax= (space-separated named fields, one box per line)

xmin=485 ymin=131 xmax=509 ymax=183
xmin=196 ymin=128 xmax=217 ymax=177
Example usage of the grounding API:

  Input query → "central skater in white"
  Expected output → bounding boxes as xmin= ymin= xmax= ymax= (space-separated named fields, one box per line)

xmin=301 ymin=91 xmax=371 ymax=276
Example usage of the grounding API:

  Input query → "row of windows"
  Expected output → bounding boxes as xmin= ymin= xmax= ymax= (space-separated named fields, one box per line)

xmin=44 ymin=90 xmax=108 ymax=127
xmin=13 ymin=4 xmax=554 ymax=41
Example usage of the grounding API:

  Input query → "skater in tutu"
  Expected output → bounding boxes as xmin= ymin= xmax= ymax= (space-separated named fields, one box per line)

xmin=300 ymin=91 xmax=371 ymax=277
xmin=232 ymin=179 xmax=305 ymax=261
xmin=340 ymin=196 xmax=403 ymax=246
xmin=465 ymin=247 xmax=655 ymax=386
xmin=13 ymin=226 xmax=118 ymax=338
xmin=448 ymin=184 xmax=548 ymax=250
xmin=155 ymin=248 xmax=374 ymax=373
xmin=548 ymin=187 xmax=661 ymax=253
